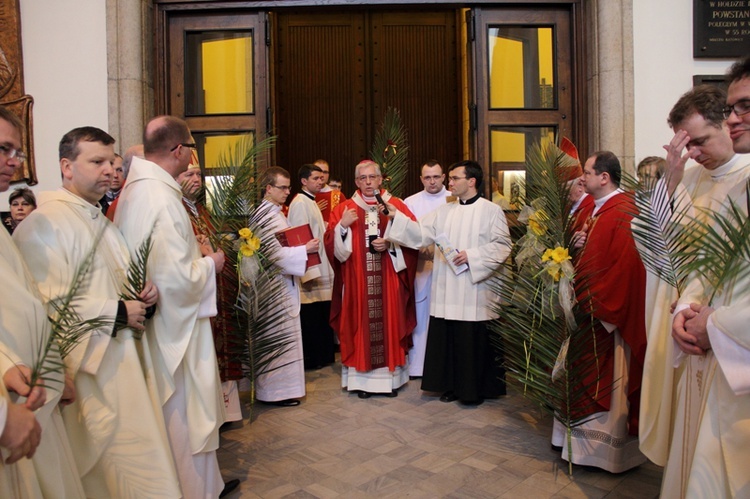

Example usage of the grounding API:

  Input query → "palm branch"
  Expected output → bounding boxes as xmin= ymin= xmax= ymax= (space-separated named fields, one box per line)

xmin=121 ymin=229 xmax=154 ymax=301
xmin=238 ymin=204 xmax=299 ymax=377
xmin=490 ymin=140 xmax=616 ymax=474
xmin=678 ymin=196 xmax=750 ymax=304
xmin=621 ymin=172 xmax=696 ymax=293
xmin=370 ymin=107 xmax=409 ymax=198
xmin=30 ymin=227 xmax=113 ymax=389
xmin=190 ymin=134 xmax=299 ymax=408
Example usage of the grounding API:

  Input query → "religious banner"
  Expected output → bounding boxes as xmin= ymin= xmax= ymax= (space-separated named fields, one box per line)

xmin=0 ymin=0 xmax=36 ymax=185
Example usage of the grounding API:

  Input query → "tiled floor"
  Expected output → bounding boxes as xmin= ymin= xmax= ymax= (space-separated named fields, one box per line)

xmin=217 ymin=362 xmax=662 ymax=498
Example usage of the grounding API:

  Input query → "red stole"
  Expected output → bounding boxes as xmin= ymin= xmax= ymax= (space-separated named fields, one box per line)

xmin=324 ymin=191 xmax=417 ymax=372
xmin=575 ymin=192 xmax=647 ymax=435
xmin=316 ymin=190 xmax=346 ymax=223
xmin=570 ymin=194 xmax=594 ymax=234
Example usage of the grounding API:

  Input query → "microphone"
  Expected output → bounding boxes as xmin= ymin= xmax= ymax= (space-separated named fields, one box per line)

xmin=374 ymin=193 xmax=389 ymax=216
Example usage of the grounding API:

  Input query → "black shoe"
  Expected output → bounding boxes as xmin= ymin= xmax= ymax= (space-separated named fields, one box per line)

xmin=357 ymin=391 xmax=371 ymax=399
xmin=551 ymin=444 xmax=563 ymax=452
xmin=459 ymin=398 xmax=484 ymax=406
xmin=259 ymin=399 xmax=300 ymax=407
xmin=384 ymin=390 xmax=398 ymax=398
xmin=220 ymin=479 xmax=240 ymax=498
xmin=440 ymin=391 xmax=458 ymax=403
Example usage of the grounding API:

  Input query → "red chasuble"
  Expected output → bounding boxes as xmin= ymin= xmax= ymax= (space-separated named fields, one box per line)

xmin=183 ymin=200 xmax=244 ymax=381
xmin=575 ymin=192 xmax=647 ymax=435
xmin=324 ymin=191 xmax=417 ymax=372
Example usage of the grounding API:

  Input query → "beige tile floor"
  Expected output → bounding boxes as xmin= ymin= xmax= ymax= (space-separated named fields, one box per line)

xmin=217 ymin=362 xmax=662 ymax=498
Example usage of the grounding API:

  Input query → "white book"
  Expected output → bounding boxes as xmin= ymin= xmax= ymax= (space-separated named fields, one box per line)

xmin=434 ymin=233 xmax=468 ymax=275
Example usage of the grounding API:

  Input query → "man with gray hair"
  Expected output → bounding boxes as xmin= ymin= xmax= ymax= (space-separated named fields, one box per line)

xmin=324 ymin=159 xmax=417 ymax=398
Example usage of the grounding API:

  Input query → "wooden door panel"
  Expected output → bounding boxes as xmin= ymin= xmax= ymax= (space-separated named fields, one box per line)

xmin=275 ymin=13 xmax=367 ymax=191
xmin=371 ymin=11 xmax=460 ymax=196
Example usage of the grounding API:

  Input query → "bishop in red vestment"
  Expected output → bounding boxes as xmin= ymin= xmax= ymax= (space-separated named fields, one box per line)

xmin=324 ymin=160 xmax=417 ymax=398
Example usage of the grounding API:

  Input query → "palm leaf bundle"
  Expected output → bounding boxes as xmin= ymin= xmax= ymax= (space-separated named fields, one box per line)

xmin=489 ymin=140 xmax=615 ymax=474
xmin=238 ymin=203 xmax=298 ymax=381
xmin=370 ymin=107 xmax=409 ymax=198
xmin=189 ymin=134 xmax=298 ymax=406
xmin=621 ymin=172 xmax=697 ymax=293
xmin=30 ymin=227 xmax=112 ymax=389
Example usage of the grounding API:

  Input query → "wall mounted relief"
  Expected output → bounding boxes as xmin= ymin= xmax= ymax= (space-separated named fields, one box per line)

xmin=0 ymin=0 xmax=36 ymax=185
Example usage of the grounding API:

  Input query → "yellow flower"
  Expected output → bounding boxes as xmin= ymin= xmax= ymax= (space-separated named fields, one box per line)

xmin=246 ymin=236 xmax=261 ymax=252
xmin=529 ymin=218 xmax=546 ymax=236
xmin=239 ymin=243 xmax=256 ymax=257
xmin=546 ymin=265 xmax=562 ymax=281
xmin=542 ymin=248 xmax=554 ymax=262
xmin=528 ymin=209 xmax=548 ymax=236
xmin=549 ymin=246 xmax=570 ymax=264
xmin=238 ymin=228 xmax=252 ymax=240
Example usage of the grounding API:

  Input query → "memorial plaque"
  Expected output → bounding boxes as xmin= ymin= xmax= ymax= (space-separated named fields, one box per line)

xmin=694 ymin=0 xmax=750 ymax=58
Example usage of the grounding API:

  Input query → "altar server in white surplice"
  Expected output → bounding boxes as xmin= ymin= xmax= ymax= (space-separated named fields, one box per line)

xmin=386 ymin=160 xmax=511 ymax=405
xmin=287 ymin=164 xmax=336 ymax=370
xmin=252 ymin=167 xmax=316 ymax=407
xmin=402 ymin=160 xmax=451 ymax=377
xmin=0 ymin=106 xmax=82 ymax=498
xmin=115 ymin=116 xmax=226 ymax=499
xmin=14 ymin=126 xmax=181 ymax=498
xmin=636 ymin=84 xmax=750 ymax=491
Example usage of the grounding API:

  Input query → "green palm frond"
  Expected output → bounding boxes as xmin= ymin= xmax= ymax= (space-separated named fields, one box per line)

xmin=202 ymin=135 xmax=277 ymax=250
xmin=30 ymin=227 xmax=113 ymax=389
xmin=490 ymin=140 xmax=616 ymax=474
xmin=621 ymin=172 xmax=696 ymax=293
xmin=121 ymin=229 xmax=154 ymax=301
xmin=236 ymin=223 xmax=297 ymax=378
xmin=679 ymin=198 xmax=750 ymax=304
xmin=370 ymin=107 xmax=409 ymax=198
xmin=190 ymin=134 xmax=299 ymax=409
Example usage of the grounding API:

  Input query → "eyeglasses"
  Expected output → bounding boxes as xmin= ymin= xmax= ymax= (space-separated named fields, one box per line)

xmin=0 ymin=144 xmax=27 ymax=163
xmin=356 ymin=174 xmax=381 ymax=182
xmin=271 ymin=184 xmax=291 ymax=192
xmin=448 ymin=176 xmax=466 ymax=182
xmin=723 ymin=99 xmax=750 ymax=120
xmin=170 ymin=142 xmax=198 ymax=152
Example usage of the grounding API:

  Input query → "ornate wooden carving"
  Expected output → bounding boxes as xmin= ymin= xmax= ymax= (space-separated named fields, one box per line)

xmin=0 ymin=0 xmax=36 ymax=185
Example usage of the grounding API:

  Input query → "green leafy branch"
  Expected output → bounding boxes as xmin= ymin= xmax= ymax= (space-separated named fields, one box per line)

xmin=370 ymin=107 xmax=409 ymax=198
xmin=29 ymin=227 xmax=113 ymax=389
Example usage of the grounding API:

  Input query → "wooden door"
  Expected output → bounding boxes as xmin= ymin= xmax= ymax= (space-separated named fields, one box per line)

xmin=273 ymin=10 xmax=461 ymax=197
xmin=470 ymin=7 xmax=576 ymax=201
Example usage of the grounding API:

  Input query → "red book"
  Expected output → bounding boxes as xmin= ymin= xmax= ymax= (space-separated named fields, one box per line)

xmin=275 ymin=224 xmax=321 ymax=268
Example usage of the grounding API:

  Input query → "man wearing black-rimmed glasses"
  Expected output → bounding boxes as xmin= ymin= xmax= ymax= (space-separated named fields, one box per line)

xmin=665 ymin=56 xmax=750 ymax=498
xmin=638 ymin=77 xmax=750 ymax=489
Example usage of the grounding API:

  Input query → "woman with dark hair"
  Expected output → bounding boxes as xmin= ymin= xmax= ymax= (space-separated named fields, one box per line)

xmin=3 ymin=187 xmax=36 ymax=233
